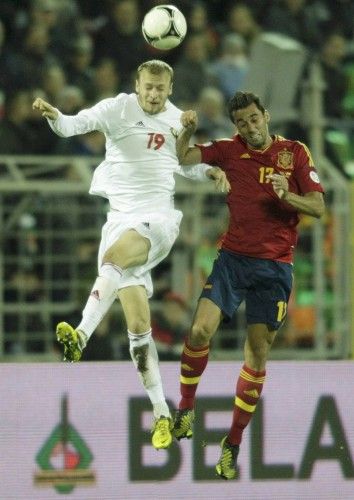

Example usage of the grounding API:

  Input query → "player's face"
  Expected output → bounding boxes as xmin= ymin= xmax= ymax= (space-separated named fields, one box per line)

xmin=136 ymin=69 xmax=173 ymax=115
xmin=233 ymin=103 xmax=271 ymax=150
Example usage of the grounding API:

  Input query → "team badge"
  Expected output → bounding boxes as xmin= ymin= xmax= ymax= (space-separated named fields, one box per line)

xmin=277 ymin=149 xmax=294 ymax=170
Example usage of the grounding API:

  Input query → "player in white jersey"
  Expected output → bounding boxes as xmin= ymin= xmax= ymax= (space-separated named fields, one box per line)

xmin=33 ymin=59 xmax=229 ymax=450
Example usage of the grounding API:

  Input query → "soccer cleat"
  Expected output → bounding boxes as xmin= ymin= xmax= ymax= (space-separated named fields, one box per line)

xmin=173 ymin=409 xmax=194 ymax=440
xmin=215 ymin=436 xmax=240 ymax=480
xmin=56 ymin=322 xmax=85 ymax=362
xmin=151 ymin=416 xmax=173 ymax=449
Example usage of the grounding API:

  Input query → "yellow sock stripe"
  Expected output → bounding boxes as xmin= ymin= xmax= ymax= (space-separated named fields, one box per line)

xmin=180 ymin=374 xmax=201 ymax=385
xmin=183 ymin=346 xmax=209 ymax=358
xmin=235 ymin=396 xmax=257 ymax=413
xmin=240 ymin=369 xmax=265 ymax=384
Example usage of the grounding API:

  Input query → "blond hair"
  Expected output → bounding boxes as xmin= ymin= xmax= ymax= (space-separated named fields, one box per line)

xmin=136 ymin=59 xmax=174 ymax=81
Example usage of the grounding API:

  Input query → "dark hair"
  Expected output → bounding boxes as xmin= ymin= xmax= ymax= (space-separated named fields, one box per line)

xmin=227 ymin=91 xmax=265 ymax=123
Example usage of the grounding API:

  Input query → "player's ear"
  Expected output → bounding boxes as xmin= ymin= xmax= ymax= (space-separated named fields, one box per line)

xmin=265 ymin=110 xmax=270 ymax=123
xmin=135 ymin=79 xmax=139 ymax=93
xmin=169 ymin=82 xmax=173 ymax=96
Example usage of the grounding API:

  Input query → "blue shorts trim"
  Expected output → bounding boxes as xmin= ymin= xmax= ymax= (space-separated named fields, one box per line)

xmin=200 ymin=250 xmax=293 ymax=330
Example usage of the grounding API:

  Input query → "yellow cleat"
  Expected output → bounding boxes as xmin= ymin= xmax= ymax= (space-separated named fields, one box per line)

xmin=56 ymin=321 xmax=84 ymax=362
xmin=215 ymin=436 xmax=240 ymax=480
xmin=151 ymin=416 xmax=173 ymax=449
xmin=173 ymin=409 xmax=194 ymax=440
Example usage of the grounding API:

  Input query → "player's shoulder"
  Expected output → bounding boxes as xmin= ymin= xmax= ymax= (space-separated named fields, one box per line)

xmin=275 ymin=135 xmax=309 ymax=152
xmin=211 ymin=135 xmax=239 ymax=151
xmin=164 ymin=99 xmax=183 ymax=121
xmin=93 ymin=93 xmax=128 ymax=113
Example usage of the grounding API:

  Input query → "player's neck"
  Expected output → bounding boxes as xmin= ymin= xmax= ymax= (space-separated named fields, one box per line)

xmin=248 ymin=134 xmax=273 ymax=153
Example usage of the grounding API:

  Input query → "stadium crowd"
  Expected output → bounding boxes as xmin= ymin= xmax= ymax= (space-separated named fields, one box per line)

xmin=0 ymin=0 xmax=354 ymax=157
xmin=1 ymin=0 xmax=350 ymax=358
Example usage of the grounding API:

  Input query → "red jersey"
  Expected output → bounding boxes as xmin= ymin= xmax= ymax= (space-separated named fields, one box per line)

xmin=198 ymin=134 xmax=324 ymax=263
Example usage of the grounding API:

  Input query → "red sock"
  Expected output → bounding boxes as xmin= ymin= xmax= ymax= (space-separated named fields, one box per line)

xmin=179 ymin=340 xmax=209 ymax=410
xmin=227 ymin=364 xmax=266 ymax=445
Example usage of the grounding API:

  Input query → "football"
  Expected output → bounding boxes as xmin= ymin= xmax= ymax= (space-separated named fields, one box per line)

xmin=142 ymin=4 xmax=187 ymax=50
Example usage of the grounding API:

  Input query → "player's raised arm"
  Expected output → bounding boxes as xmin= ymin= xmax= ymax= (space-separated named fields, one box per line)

xmin=176 ymin=110 xmax=202 ymax=165
xmin=32 ymin=97 xmax=58 ymax=120
xmin=267 ymin=172 xmax=325 ymax=218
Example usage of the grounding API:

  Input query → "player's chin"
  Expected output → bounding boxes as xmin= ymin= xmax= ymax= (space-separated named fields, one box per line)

xmin=248 ymin=138 xmax=264 ymax=148
xmin=149 ymin=104 xmax=164 ymax=115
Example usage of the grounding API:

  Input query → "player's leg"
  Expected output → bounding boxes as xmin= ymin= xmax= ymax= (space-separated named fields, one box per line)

xmin=57 ymin=229 xmax=150 ymax=362
xmin=175 ymin=249 xmax=243 ymax=440
xmin=173 ymin=297 xmax=222 ymax=440
xmin=216 ymin=258 xmax=292 ymax=479
xmin=216 ymin=323 xmax=274 ymax=479
xmin=118 ymin=284 xmax=173 ymax=450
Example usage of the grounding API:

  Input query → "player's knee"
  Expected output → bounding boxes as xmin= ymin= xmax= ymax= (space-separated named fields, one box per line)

xmin=128 ymin=319 xmax=151 ymax=334
xmin=190 ymin=321 xmax=212 ymax=346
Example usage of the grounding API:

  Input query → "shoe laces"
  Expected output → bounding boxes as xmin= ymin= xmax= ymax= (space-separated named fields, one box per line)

xmin=154 ymin=417 xmax=171 ymax=436
xmin=220 ymin=441 xmax=237 ymax=469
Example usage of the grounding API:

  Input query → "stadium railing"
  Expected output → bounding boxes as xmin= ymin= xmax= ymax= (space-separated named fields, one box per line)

xmin=0 ymin=154 xmax=351 ymax=361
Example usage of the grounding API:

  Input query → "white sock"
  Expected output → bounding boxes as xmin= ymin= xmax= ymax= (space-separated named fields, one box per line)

xmin=77 ymin=263 xmax=123 ymax=340
xmin=128 ymin=329 xmax=170 ymax=419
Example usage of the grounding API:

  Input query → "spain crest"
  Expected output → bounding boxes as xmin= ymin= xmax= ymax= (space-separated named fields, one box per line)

xmin=277 ymin=149 xmax=294 ymax=170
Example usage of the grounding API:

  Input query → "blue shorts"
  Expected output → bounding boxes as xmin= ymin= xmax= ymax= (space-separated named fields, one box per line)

xmin=200 ymin=249 xmax=293 ymax=330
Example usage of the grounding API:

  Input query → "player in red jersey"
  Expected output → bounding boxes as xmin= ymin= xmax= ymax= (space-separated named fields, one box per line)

xmin=173 ymin=91 xmax=325 ymax=479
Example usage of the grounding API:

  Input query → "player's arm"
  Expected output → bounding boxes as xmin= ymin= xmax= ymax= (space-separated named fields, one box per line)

xmin=32 ymin=98 xmax=58 ymax=120
xmin=176 ymin=110 xmax=202 ymax=165
xmin=267 ymin=173 xmax=325 ymax=218
xmin=179 ymin=164 xmax=230 ymax=193
xmin=206 ymin=167 xmax=230 ymax=193
xmin=32 ymin=96 xmax=109 ymax=137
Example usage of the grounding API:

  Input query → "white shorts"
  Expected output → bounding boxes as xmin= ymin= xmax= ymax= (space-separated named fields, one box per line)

xmin=97 ymin=209 xmax=182 ymax=297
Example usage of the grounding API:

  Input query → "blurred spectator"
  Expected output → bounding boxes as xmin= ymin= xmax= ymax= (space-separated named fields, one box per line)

xmin=94 ymin=0 xmax=149 ymax=89
xmin=317 ymin=32 xmax=349 ymax=172
xmin=55 ymin=129 xmax=105 ymax=157
xmin=65 ymin=34 xmax=95 ymax=101
xmin=223 ymin=2 xmax=262 ymax=53
xmin=319 ymin=32 xmax=347 ymax=119
xmin=56 ymin=85 xmax=86 ymax=114
xmin=7 ymin=23 xmax=58 ymax=90
xmin=208 ymin=33 xmax=249 ymax=101
xmin=263 ymin=0 xmax=323 ymax=50
xmin=41 ymin=63 xmax=67 ymax=106
xmin=196 ymin=86 xmax=234 ymax=139
xmin=322 ymin=0 xmax=354 ymax=41
xmin=172 ymin=33 xmax=211 ymax=109
xmin=152 ymin=291 xmax=190 ymax=360
xmin=0 ymin=19 xmax=10 ymax=111
xmin=90 ymin=58 xmax=121 ymax=101
xmin=27 ymin=87 xmax=60 ymax=153
xmin=26 ymin=0 xmax=82 ymax=63
xmin=186 ymin=1 xmax=219 ymax=57
xmin=0 ymin=90 xmax=36 ymax=154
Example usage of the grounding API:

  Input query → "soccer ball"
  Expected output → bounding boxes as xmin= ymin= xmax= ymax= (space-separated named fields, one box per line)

xmin=142 ymin=5 xmax=187 ymax=50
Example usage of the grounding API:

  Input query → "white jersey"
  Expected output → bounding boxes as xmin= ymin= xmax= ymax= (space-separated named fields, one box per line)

xmin=48 ymin=93 xmax=210 ymax=213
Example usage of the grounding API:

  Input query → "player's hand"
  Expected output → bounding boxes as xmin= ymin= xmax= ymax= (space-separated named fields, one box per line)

xmin=32 ymin=97 xmax=58 ymax=120
xmin=266 ymin=173 xmax=289 ymax=199
xmin=207 ymin=167 xmax=231 ymax=193
xmin=180 ymin=110 xmax=198 ymax=131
